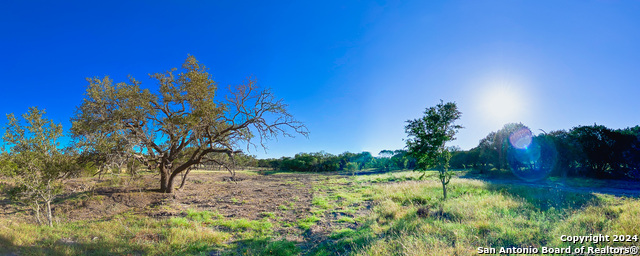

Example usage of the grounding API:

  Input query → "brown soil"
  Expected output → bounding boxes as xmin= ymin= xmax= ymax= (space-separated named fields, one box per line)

xmin=56 ymin=171 xmax=316 ymax=222
xmin=0 ymin=170 xmax=364 ymax=245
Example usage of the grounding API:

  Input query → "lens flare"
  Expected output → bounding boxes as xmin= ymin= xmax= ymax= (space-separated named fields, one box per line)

xmin=507 ymin=128 xmax=557 ymax=182
xmin=509 ymin=127 xmax=533 ymax=149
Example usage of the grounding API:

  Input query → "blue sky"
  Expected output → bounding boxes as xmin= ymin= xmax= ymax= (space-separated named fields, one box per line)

xmin=1 ymin=1 xmax=639 ymax=158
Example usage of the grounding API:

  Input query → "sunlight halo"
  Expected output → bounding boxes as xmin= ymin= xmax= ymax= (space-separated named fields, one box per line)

xmin=477 ymin=79 xmax=529 ymax=127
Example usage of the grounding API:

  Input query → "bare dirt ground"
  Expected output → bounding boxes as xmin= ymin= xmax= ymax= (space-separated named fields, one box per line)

xmin=0 ymin=170 xmax=366 ymax=248
xmin=57 ymin=171 xmax=314 ymax=221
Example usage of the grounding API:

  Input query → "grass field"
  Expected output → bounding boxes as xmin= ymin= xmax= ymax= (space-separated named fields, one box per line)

xmin=1 ymin=170 xmax=639 ymax=255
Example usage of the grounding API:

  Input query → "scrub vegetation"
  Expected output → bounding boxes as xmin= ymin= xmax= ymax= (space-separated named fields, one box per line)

xmin=1 ymin=169 xmax=639 ymax=255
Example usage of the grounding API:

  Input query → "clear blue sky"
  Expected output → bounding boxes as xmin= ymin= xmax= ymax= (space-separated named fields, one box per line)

xmin=2 ymin=1 xmax=639 ymax=158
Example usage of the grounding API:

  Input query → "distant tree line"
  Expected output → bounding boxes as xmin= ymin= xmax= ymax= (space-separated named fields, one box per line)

xmin=450 ymin=123 xmax=640 ymax=180
xmin=246 ymin=122 xmax=640 ymax=181
xmin=241 ymin=150 xmax=416 ymax=172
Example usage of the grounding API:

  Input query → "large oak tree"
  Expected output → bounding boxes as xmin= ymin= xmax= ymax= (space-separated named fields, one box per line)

xmin=71 ymin=56 xmax=307 ymax=193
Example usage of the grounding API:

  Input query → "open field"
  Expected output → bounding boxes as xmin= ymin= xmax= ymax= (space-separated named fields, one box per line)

xmin=1 ymin=169 xmax=639 ymax=255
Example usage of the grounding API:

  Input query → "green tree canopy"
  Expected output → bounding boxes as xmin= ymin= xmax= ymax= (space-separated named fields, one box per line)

xmin=2 ymin=107 xmax=75 ymax=226
xmin=405 ymin=100 xmax=462 ymax=200
xmin=71 ymin=56 xmax=307 ymax=193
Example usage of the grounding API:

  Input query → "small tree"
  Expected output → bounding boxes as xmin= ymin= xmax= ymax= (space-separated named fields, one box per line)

xmin=405 ymin=100 xmax=462 ymax=200
xmin=355 ymin=151 xmax=374 ymax=170
xmin=1 ymin=107 xmax=74 ymax=226
xmin=345 ymin=162 xmax=358 ymax=175
xmin=71 ymin=56 xmax=308 ymax=193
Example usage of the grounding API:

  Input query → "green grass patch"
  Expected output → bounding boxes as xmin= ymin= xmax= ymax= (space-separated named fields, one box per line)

xmin=212 ymin=218 xmax=273 ymax=237
xmin=337 ymin=216 xmax=355 ymax=223
xmin=227 ymin=238 xmax=300 ymax=256
xmin=185 ymin=209 xmax=220 ymax=223
xmin=312 ymin=197 xmax=331 ymax=209
xmin=297 ymin=216 xmax=321 ymax=230
xmin=329 ymin=228 xmax=356 ymax=239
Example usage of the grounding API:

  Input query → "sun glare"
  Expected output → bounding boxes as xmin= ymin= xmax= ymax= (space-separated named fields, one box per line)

xmin=480 ymin=84 xmax=525 ymax=125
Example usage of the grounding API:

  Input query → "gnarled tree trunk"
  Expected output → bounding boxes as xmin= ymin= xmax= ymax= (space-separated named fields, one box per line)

xmin=160 ymin=166 xmax=185 ymax=193
xmin=164 ymin=171 xmax=183 ymax=193
xmin=160 ymin=166 xmax=170 ymax=193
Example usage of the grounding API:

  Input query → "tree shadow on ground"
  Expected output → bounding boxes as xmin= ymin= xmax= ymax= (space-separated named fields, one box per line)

xmin=256 ymin=169 xmax=343 ymax=177
xmin=0 ymin=234 xmax=149 ymax=256
xmin=347 ymin=168 xmax=396 ymax=176
xmin=215 ymin=238 xmax=300 ymax=256
xmin=0 ymin=198 xmax=23 ymax=217
xmin=458 ymin=168 xmax=518 ymax=180
xmin=482 ymin=182 xmax=602 ymax=211
xmin=460 ymin=170 xmax=640 ymax=199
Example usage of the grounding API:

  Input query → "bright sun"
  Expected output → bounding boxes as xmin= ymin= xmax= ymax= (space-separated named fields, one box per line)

xmin=481 ymin=85 xmax=525 ymax=125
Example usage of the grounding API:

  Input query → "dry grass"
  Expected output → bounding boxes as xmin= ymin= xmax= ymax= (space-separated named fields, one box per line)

xmin=1 ymin=170 xmax=639 ymax=255
xmin=320 ymin=171 xmax=640 ymax=256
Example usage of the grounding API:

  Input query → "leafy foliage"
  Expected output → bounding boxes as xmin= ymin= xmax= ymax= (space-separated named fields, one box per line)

xmin=1 ymin=107 xmax=76 ymax=226
xmin=451 ymin=124 xmax=640 ymax=180
xmin=255 ymin=150 xmax=414 ymax=172
xmin=405 ymin=100 xmax=462 ymax=200
xmin=71 ymin=56 xmax=307 ymax=193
